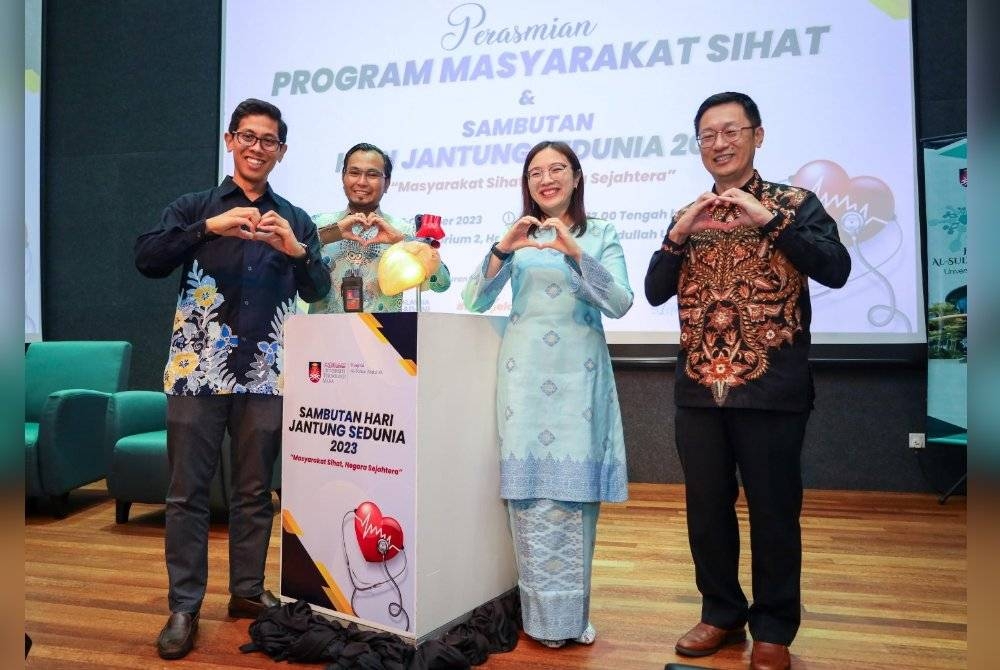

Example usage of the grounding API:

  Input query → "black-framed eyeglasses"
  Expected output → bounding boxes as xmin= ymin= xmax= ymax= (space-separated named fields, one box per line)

xmin=696 ymin=126 xmax=756 ymax=148
xmin=233 ymin=130 xmax=282 ymax=152
xmin=344 ymin=168 xmax=385 ymax=181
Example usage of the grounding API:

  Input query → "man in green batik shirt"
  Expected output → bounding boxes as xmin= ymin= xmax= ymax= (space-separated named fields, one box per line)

xmin=309 ymin=142 xmax=450 ymax=313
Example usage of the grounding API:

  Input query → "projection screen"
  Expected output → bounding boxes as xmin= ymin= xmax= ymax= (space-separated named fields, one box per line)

xmin=221 ymin=0 xmax=922 ymax=346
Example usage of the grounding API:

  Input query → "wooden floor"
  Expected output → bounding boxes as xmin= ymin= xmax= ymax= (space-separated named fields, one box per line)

xmin=25 ymin=483 xmax=966 ymax=669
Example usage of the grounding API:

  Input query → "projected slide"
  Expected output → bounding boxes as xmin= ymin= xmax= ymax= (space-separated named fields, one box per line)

xmin=222 ymin=0 xmax=921 ymax=344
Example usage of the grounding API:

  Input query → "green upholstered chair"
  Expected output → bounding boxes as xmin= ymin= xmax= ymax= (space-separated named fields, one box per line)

xmin=104 ymin=392 xmax=281 ymax=523
xmin=25 ymin=340 xmax=132 ymax=517
xmin=104 ymin=390 xmax=230 ymax=523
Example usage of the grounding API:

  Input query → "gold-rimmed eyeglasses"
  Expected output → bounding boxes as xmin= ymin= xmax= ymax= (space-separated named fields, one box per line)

xmin=526 ymin=162 xmax=571 ymax=181
xmin=696 ymin=126 xmax=756 ymax=148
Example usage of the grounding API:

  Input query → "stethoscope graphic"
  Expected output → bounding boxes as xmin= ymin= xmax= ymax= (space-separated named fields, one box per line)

xmin=340 ymin=508 xmax=410 ymax=632
xmin=813 ymin=209 xmax=913 ymax=333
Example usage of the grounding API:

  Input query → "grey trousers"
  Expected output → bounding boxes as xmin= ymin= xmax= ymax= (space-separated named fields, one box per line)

xmin=165 ymin=394 xmax=282 ymax=613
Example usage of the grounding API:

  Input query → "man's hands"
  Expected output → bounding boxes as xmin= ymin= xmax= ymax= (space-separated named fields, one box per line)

xmin=321 ymin=211 xmax=406 ymax=247
xmin=256 ymin=210 xmax=307 ymax=257
xmin=205 ymin=206 xmax=306 ymax=258
xmin=667 ymin=189 xmax=775 ymax=245
xmin=205 ymin=206 xmax=259 ymax=240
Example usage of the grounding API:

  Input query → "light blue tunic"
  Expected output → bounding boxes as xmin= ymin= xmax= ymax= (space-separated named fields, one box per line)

xmin=463 ymin=218 xmax=633 ymax=502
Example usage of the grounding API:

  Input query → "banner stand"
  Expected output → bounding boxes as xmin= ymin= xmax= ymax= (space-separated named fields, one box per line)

xmin=922 ymin=135 xmax=967 ymax=501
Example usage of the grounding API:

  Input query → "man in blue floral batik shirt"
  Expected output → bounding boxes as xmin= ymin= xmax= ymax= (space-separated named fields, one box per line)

xmin=135 ymin=98 xmax=330 ymax=660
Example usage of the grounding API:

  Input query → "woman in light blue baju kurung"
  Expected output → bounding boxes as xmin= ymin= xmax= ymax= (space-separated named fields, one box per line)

xmin=462 ymin=141 xmax=633 ymax=648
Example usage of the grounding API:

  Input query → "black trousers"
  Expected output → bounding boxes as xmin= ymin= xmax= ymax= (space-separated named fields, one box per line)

xmin=675 ymin=405 xmax=810 ymax=646
xmin=165 ymin=394 xmax=282 ymax=614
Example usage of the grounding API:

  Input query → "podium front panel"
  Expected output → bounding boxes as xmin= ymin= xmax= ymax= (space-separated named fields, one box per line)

xmin=281 ymin=313 xmax=419 ymax=637
xmin=280 ymin=312 xmax=516 ymax=640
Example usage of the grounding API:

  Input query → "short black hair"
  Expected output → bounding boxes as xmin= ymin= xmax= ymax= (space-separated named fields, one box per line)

xmin=228 ymin=98 xmax=287 ymax=143
xmin=342 ymin=142 xmax=393 ymax=181
xmin=694 ymin=91 xmax=762 ymax=133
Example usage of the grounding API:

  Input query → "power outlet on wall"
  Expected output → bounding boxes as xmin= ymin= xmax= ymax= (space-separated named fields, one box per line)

xmin=908 ymin=433 xmax=926 ymax=449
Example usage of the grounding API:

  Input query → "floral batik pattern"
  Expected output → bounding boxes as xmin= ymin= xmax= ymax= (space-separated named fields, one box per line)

xmin=307 ymin=210 xmax=451 ymax=314
xmin=677 ymin=175 xmax=809 ymax=405
xmin=164 ymin=260 xmax=294 ymax=395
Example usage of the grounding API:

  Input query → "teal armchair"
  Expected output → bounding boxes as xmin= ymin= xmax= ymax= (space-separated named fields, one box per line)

xmin=105 ymin=390 xmax=169 ymax=523
xmin=104 ymin=390 xmax=229 ymax=523
xmin=25 ymin=341 xmax=132 ymax=516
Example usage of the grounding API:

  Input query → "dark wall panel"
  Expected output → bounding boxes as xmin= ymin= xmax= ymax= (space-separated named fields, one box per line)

xmin=615 ymin=362 xmax=954 ymax=493
xmin=914 ymin=0 xmax=967 ymax=140
xmin=43 ymin=1 xmax=221 ymax=390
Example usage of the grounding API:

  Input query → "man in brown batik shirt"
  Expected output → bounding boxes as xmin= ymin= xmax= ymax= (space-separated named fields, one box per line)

xmin=645 ymin=91 xmax=851 ymax=670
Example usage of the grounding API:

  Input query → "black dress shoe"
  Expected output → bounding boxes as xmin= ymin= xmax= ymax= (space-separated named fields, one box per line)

xmin=156 ymin=611 xmax=199 ymax=660
xmin=227 ymin=589 xmax=281 ymax=618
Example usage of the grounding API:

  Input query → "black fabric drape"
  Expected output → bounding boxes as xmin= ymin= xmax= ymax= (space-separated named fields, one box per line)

xmin=240 ymin=590 xmax=521 ymax=669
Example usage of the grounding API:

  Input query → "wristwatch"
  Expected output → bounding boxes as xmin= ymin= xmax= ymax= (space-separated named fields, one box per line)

xmin=490 ymin=242 xmax=513 ymax=261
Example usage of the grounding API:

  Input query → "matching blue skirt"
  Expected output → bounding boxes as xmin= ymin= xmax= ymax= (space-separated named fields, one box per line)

xmin=507 ymin=498 xmax=600 ymax=641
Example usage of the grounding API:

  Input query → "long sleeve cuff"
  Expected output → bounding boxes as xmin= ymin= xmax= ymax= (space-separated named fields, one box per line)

xmin=566 ymin=252 xmax=632 ymax=319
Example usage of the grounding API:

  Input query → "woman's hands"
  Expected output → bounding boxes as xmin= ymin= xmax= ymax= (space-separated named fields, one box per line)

xmin=495 ymin=216 xmax=581 ymax=261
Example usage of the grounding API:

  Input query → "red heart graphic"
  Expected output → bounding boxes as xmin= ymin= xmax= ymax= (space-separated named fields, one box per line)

xmin=354 ymin=501 xmax=404 ymax=561
xmin=790 ymin=160 xmax=850 ymax=209
xmin=790 ymin=160 xmax=895 ymax=243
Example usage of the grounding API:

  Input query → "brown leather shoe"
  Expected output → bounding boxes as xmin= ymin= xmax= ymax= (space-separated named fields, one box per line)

xmin=156 ymin=611 xmax=199 ymax=660
xmin=227 ymin=589 xmax=281 ymax=619
xmin=674 ymin=621 xmax=747 ymax=657
xmin=750 ymin=641 xmax=791 ymax=670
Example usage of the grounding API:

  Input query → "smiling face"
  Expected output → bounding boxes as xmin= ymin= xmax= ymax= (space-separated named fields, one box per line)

xmin=526 ymin=147 xmax=581 ymax=220
xmin=342 ymin=150 xmax=388 ymax=213
xmin=224 ymin=114 xmax=286 ymax=195
xmin=697 ymin=102 xmax=764 ymax=191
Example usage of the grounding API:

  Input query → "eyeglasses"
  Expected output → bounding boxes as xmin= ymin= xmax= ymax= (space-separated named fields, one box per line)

xmin=344 ymin=168 xmax=385 ymax=181
xmin=232 ymin=130 xmax=282 ymax=152
xmin=696 ymin=126 xmax=756 ymax=148
xmin=526 ymin=163 xmax=570 ymax=182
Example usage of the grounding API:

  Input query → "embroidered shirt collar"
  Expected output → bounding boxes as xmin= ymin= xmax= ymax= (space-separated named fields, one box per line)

xmin=711 ymin=169 xmax=764 ymax=198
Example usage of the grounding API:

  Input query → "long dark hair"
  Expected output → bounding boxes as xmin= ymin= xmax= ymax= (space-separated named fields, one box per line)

xmin=521 ymin=140 xmax=587 ymax=238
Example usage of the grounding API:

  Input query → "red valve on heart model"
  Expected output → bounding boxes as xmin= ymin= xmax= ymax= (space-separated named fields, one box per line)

xmin=414 ymin=214 xmax=445 ymax=248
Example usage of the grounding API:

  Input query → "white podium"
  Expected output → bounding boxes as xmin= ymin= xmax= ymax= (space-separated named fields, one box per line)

xmin=279 ymin=312 xmax=516 ymax=642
